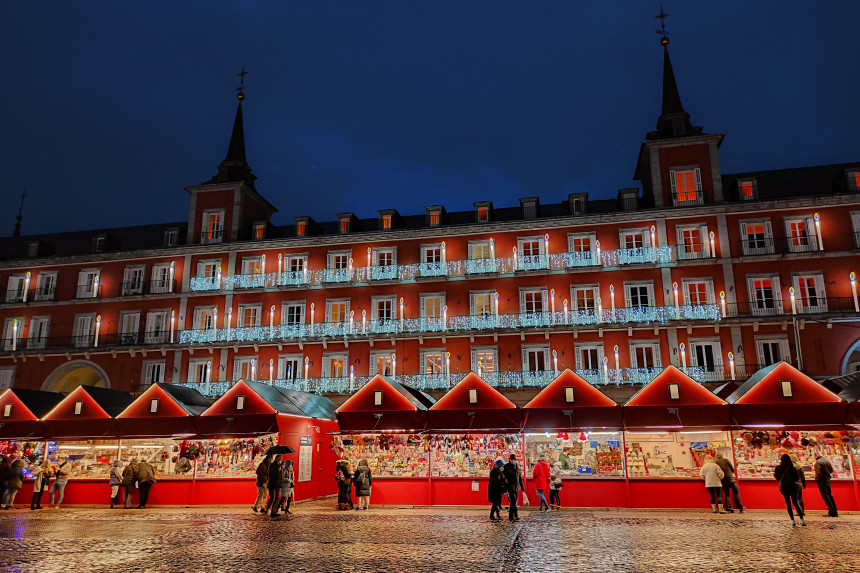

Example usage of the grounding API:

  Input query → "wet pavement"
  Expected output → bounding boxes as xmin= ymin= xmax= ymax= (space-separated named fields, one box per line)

xmin=2 ymin=501 xmax=860 ymax=572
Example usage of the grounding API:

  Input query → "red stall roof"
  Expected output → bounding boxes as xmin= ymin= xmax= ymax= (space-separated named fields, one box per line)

xmin=428 ymin=372 xmax=521 ymax=433
xmin=41 ymin=385 xmax=134 ymax=439
xmin=336 ymin=375 xmax=433 ymax=433
xmin=195 ymin=379 xmax=336 ymax=438
xmin=522 ymin=369 xmax=621 ymax=431
xmin=623 ymin=365 xmax=730 ymax=430
xmin=0 ymin=388 xmax=64 ymax=440
xmin=727 ymin=362 xmax=848 ymax=428
xmin=837 ymin=374 xmax=860 ymax=425
xmin=115 ymin=384 xmax=211 ymax=438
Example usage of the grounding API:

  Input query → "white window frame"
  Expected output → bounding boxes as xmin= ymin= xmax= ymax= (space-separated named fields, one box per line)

xmin=5 ymin=274 xmax=27 ymax=303
xmin=420 ymin=348 xmax=446 ymax=376
xmin=792 ymin=272 xmax=827 ymax=313
xmin=241 ymin=256 xmax=263 ymax=276
xmin=34 ymin=271 xmax=57 ymax=301
xmin=76 ymin=268 xmax=100 ymax=298
xmin=201 ymin=209 xmax=225 ymax=244
xmin=236 ymin=304 xmax=262 ymax=328
xmin=521 ymin=344 xmax=550 ymax=373
xmin=630 ymin=341 xmax=662 ymax=369
xmin=567 ymin=232 xmax=596 ymax=259
xmin=517 ymin=236 xmax=546 ymax=269
xmin=118 ymin=311 xmax=141 ymax=345
xmin=755 ymin=337 xmax=790 ymax=367
xmin=570 ymin=284 xmax=599 ymax=311
xmin=519 ymin=287 xmax=548 ymax=315
xmin=689 ymin=338 xmax=722 ymax=374
xmin=421 ymin=244 xmax=443 ymax=264
xmin=681 ymin=278 xmax=715 ymax=306
xmin=747 ymin=274 xmax=783 ymax=316
xmin=278 ymin=354 xmax=303 ymax=380
xmin=233 ymin=356 xmax=259 ymax=381
xmin=470 ymin=290 xmax=494 ymax=317
xmin=419 ymin=293 xmax=445 ymax=318
xmin=151 ymin=263 xmax=172 ymax=294
xmin=371 ymin=295 xmax=397 ymax=322
xmin=0 ymin=367 xmax=14 ymax=390
xmin=2 ymin=317 xmax=24 ymax=351
xmin=676 ymin=224 xmax=711 ymax=259
xmin=326 ymin=250 xmax=351 ymax=270
xmin=141 ymin=360 xmax=166 ymax=386
xmin=372 ymin=247 xmax=397 ymax=267
xmin=669 ymin=166 xmax=703 ymax=205
xmin=468 ymin=240 xmax=492 ymax=260
xmin=281 ymin=301 xmax=306 ymax=325
xmin=574 ymin=342 xmax=604 ymax=371
xmin=73 ymin=313 xmax=97 ymax=348
xmin=369 ymin=351 xmax=394 ymax=376
xmin=619 ymin=228 xmax=647 ymax=250
xmin=193 ymin=306 xmax=217 ymax=330
xmin=624 ymin=281 xmax=654 ymax=308
xmin=144 ymin=310 xmax=169 ymax=344
xmin=122 ymin=265 xmax=145 ymax=296
xmin=740 ymin=219 xmax=774 ymax=255
xmin=197 ymin=259 xmax=221 ymax=278
xmin=470 ymin=346 xmax=498 ymax=376
xmin=188 ymin=358 xmax=211 ymax=383
xmin=325 ymin=299 xmax=350 ymax=324
xmin=27 ymin=316 xmax=50 ymax=350
xmin=784 ymin=215 xmax=818 ymax=253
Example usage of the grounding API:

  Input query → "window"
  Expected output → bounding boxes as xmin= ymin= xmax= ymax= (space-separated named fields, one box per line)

xmin=420 ymin=244 xmax=445 ymax=276
xmin=519 ymin=288 xmax=546 ymax=315
xmin=476 ymin=207 xmax=489 ymax=223
xmin=570 ymin=284 xmax=598 ymax=312
xmin=517 ymin=237 xmax=545 ymax=269
xmin=630 ymin=342 xmax=661 ymax=369
xmin=93 ymin=236 xmax=106 ymax=252
xmin=296 ymin=221 xmax=307 ymax=236
xmin=2 ymin=317 xmax=23 ymax=351
xmin=73 ymin=314 xmax=96 ymax=348
xmin=202 ymin=210 xmax=224 ymax=243
xmin=670 ymin=167 xmax=702 ymax=205
xmin=522 ymin=346 xmax=550 ymax=372
xmin=467 ymin=240 xmax=494 ymax=274
xmin=620 ymin=230 xmax=646 ymax=249
xmin=567 ymin=233 xmax=596 ymax=265
xmin=237 ymin=304 xmax=261 ymax=328
xmin=241 ymin=256 xmax=263 ymax=275
xmin=278 ymin=354 xmax=303 ymax=380
xmin=847 ymin=170 xmax=860 ymax=192
xmin=282 ymin=302 xmax=305 ymax=325
xmin=34 ymin=272 xmax=57 ymax=301
xmin=142 ymin=361 xmax=166 ymax=385
xmin=188 ymin=359 xmax=211 ymax=383
xmin=370 ymin=351 xmax=394 ymax=376
xmin=756 ymin=338 xmax=790 ymax=366
xmin=325 ymin=299 xmax=350 ymax=324
xmin=371 ymin=248 xmax=397 ymax=280
xmin=233 ymin=356 xmax=258 ymax=381
xmin=690 ymin=339 xmax=722 ymax=375
xmin=5 ymin=274 xmax=26 ymax=303
xmin=624 ymin=282 xmax=654 ymax=308
xmin=569 ymin=195 xmax=586 ymax=216
xmin=618 ymin=229 xmax=649 ymax=264
xmin=748 ymin=275 xmax=782 ymax=316
xmin=682 ymin=279 xmax=714 ymax=306
xmin=738 ymin=179 xmax=757 ymax=201
xmin=470 ymin=291 xmax=493 ymax=317
xmin=575 ymin=343 xmax=604 ymax=371
xmin=676 ymin=224 xmax=710 ymax=259
xmin=118 ymin=312 xmax=140 ymax=345
xmin=793 ymin=273 xmax=827 ymax=313
xmin=144 ymin=311 xmax=169 ymax=344
xmin=163 ymin=228 xmax=179 ymax=247
xmin=122 ymin=266 xmax=145 ymax=295
xmin=420 ymin=293 xmax=445 ymax=321
xmin=28 ymin=316 xmax=50 ymax=350
xmin=740 ymin=220 xmax=773 ymax=255
xmin=198 ymin=259 xmax=220 ymax=278
xmin=328 ymin=251 xmax=349 ymax=269
xmin=339 ymin=218 xmax=350 ymax=234
xmin=151 ymin=263 xmax=172 ymax=294
xmin=193 ymin=306 xmax=217 ymax=330
xmin=382 ymin=215 xmax=392 ymax=230
xmin=471 ymin=346 xmax=498 ymax=376
xmin=322 ymin=353 xmax=348 ymax=378
xmin=784 ymin=217 xmax=817 ymax=253
xmin=428 ymin=210 xmax=441 ymax=227
xmin=76 ymin=269 xmax=100 ymax=298
xmin=253 ymin=223 xmax=266 ymax=240
xmin=469 ymin=240 xmax=491 ymax=259
xmin=0 ymin=367 xmax=14 ymax=390
xmin=421 ymin=349 xmax=445 ymax=375
xmin=372 ymin=296 xmax=397 ymax=323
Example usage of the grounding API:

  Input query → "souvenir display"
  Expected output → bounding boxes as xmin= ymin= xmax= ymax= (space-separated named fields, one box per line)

xmin=338 ymin=434 xmax=429 ymax=477
xmin=431 ymin=434 xmax=521 ymax=477
xmin=624 ymin=431 xmax=732 ymax=478
xmin=732 ymin=430 xmax=853 ymax=479
xmin=0 ymin=440 xmax=46 ymax=478
xmin=525 ymin=432 xmax=624 ymax=477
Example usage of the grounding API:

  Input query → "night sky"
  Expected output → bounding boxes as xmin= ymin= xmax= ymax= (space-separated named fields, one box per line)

xmin=3 ymin=2 xmax=859 ymax=236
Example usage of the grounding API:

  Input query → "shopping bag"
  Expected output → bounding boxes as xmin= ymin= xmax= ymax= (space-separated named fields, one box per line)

xmin=521 ymin=491 xmax=529 ymax=506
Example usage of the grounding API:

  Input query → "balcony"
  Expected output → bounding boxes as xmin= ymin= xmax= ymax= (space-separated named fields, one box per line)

xmin=739 ymin=235 xmax=822 ymax=257
xmin=190 ymin=276 xmax=220 ymax=291
xmin=369 ymin=265 xmax=398 ymax=281
xmin=561 ymin=251 xmax=600 ymax=269
xmin=4 ymin=289 xmax=25 ymax=303
xmin=418 ymin=262 xmax=447 ymax=278
xmin=321 ymin=268 xmax=352 ymax=284
xmin=602 ymin=246 xmax=673 ymax=266
xmin=33 ymin=286 xmax=56 ymax=301
xmin=464 ymin=258 xmax=498 ymax=275
xmin=671 ymin=191 xmax=705 ymax=207
xmin=675 ymin=243 xmax=713 ymax=261
xmin=516 ymin=255 xmax=548 ymax=272
xmin=199 ymin=230 xmax=223 ymax=245
xmin=75 ymin=285 xmax=98 ymax=299
xmin=120 ymin=279 xmax=175 ymax=296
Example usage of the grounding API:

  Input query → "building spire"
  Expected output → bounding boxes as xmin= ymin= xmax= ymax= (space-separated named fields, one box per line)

xmin=11 ymin=188 xmax=25 ymax=237
xmin=646 ymin=8 xmax=702 ymax=141
xmin=211 ymin=68 xmax=256 ymax=187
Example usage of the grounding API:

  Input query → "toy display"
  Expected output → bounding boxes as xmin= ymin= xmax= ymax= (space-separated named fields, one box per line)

xmin=338 ymin=434 xmax=429 ymax=477
xmin=732 ymin=430 xmax=853 ymax=480
xmin=430 ymin=434 xmax=521 ymax=477
xmin=525 ymin=432 xmax=624 ymax=477
xmin=624 ymin=431 xmax=732 ymax=478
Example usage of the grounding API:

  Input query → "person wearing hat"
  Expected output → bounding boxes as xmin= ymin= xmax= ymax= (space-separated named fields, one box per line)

xmin=532 ymin=454 xmax=551 ymax=512
xmin=488 ymin=458 xmax=506 ymax=522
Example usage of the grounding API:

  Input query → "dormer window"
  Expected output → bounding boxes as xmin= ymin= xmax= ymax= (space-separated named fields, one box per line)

xmin=847 ymin=170 xmax=860 ymax=192
xmin=738 ymin=178 xmax=758 ymax=201
xmin=202 ymin=210 xmax=224 ymax=244
xmin=425 ymin=205 xmax=445 ymax=227
xmin=382 ymin=215 xmax=392 ymax=230
xmin=340 ymin=218 xmax=350 ymax=234
xmin=569 ymin=193 xmax=588 ymax=216
xmin=163 ymin=228 xmax=179 ymax=247
xmin=617 ymin=189 xmax=638 ymax=211
xmin=474 ymin=201 xmax=492 ymax=224
xmin=93 ymin=235 xmax=106 ymax=252
xmin=378 ymin=209 xmax=398 ymax=231
xmin=296 ymin=221 xmax=307 ymax=236
xmin=253 ymin=222 xmax=266 ymax=240
xmin=669 ymin=167 xmax=703 ymax=206
xmin=520 ymin=197 xmax=538 ymax=220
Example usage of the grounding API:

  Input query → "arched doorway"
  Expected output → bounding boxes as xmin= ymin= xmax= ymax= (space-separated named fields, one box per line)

xmin=41 ymin=360 xmax=110 ymax=394
xmin=842 ymin=339 xmax=860 ymax=375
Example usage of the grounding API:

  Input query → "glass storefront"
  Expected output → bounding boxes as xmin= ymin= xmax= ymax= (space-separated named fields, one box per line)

xmin=732 ymin=430 xmax=854 ymax=480
xmin=525 ymin=432 xmax=624 ymax=478
xmin=624 ymin=431 xmax=733 ymax=478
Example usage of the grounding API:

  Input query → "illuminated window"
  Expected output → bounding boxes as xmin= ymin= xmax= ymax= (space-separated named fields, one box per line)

xmin=202 ymin=210 xmax=224 ymax=243
xmin=471 ymin=346 xmax=498 ymax=375
xmin=477 ymin=207 xmax=489 ymax=222
xmin=296 ymin=221 xmax=307 ymax=236
xmin=322 ymin=353 xmax=347 ymax=378
xmin=326 ymin=299 xmax=349 ymax=323
xmin=848 ymin=171 xmax=860 ymax=192
xmin=570 ymin=284 xmax=598 ymax=311
xmin=370 ymin=351 xmax=394 ymax=375
xmin=621 ymin=231 xmax=645 ymax=249
xmin=624 ymin=282 xmax=653 ymax=308
xmin=568 ymin=235 xmax=592 ymax=253
xmin=382 ymin=215 xmax=392 ymax=230
xmin=188 ymin=359 xmax=210 ymax=383
xmin=630 ymin=342 xmax=661 ymax=369
xmin=748 ymin=275 xmax=781 ymax=315
xmin=237 ymin=304 xmax=261 ymax=328
xmin=421 ymin=350 xmax=444 ymax=375
xmin=677 ymin=224 xmax=709 ymax=259
xmin=470 ymin=291 xmax=493 ymax=316
xmin=575 ymin=343 xmax=603 ymax=370
xmin=793 ymin=273 xmax=826 ymax=312
xmin=741 ymin=220 xmax=773 ymax=255
xmin=420 ymin=293 xmax=444 ymax=318
xmin=253 ymin=223 xmax=265 ymax=240
xmin=784 ymin=217 xmax=817 ymax=252
xmin=740 ymin=181 xmax=755 ymax=200
xmin=682 ymin=279 xmax=713 ymax=306
xmin=429 ymin=211 xmax=440 ymax=226
xmin=670 ymin=168 xmax=702 ymax=204
xmin=520 ymin=288 xmax=545 ymax=314
xmin=340 ymin=218 xmax=350 ymax=233
xmin=241 ymin=256 xmax=263 ymax=275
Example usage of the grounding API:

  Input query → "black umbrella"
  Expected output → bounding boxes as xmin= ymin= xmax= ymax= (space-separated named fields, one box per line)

xmin=264 ymin=445 xmax=295 ymax=456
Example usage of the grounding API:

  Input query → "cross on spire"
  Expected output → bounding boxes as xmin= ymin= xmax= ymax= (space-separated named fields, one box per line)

xmin=236 ymin=67 xmax=248 ymax=100
xmin=655 ymin=6 xmax=670 ymax=46
xmin=12 ymin=188 xmax=26 ymax=237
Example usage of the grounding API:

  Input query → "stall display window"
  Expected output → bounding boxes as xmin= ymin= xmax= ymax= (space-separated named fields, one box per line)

xmin=177 ymin=435 xmax=277 ymax=478
xmin=430 ymin=434 xmax=522 ymax=478
xmin=336 ymin=434 xmax=429 ymax=478
xmin=732 ymin=430 xmax=854 ymax=480
xmin=849 ymin=436 xmax=860 ymax=480
xmin=0 ymin=440 xmax=47 ymax=479
xmin=624 ymin=431 xmax=732 ymax=478
xmin=526 ymin=432 xmax=623 ymax=478
xmin=49 ymin=441 xmax=120 ymax=478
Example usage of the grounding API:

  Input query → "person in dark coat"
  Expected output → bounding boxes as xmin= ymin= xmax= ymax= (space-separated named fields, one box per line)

xmin=814 ymin=454 xmax=838 ymax=517
xmin=502 ymin=454 xmax=524 ymax=522
xmin=714 ymin=453 xmax=744 ymax=513
xmin=253 ymin=455 xmax=271 ymax=513
xmin=774 ymin=453 xmax=806 ymax=526
xmin=352 ymin=459 xmax=372 ymax=510
xmin=136 ymin=460 xmax=156 ymax=509
xmin=265 ymin=455 xmax=283 ymax=517
xmin=335 ymin=459 xmax=353 ymax=510
xmin=488 ymin=458 xmax=506 ymax=522
xmin=121 ymin=459 xmax=139 ymax=509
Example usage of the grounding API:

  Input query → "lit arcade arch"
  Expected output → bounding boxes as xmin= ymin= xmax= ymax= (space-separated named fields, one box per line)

xmin=41 ymin=360 xmax=111 ymax=394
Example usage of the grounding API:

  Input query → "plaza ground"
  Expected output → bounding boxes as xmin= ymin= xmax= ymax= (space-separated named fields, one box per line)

xmin=2 ymin=500 xmax=860 ymax=572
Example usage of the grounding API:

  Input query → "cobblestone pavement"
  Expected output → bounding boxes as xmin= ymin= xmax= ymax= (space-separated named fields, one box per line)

xmin=2 ymin=502 xmax=860 ymax=572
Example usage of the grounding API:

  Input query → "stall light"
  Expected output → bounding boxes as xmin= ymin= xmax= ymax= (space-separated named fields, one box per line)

xmin=679 ymin=343 xmax=686 ymax=371
xmin=609 ymin=285 xmax=615 ymax=318
xmin=130 ymin=444 xmax=168 ymax=449
xmin=672 ymin=282 xmax=679 ymax=317
xmin=552 ymin=350 xmax=558 ymax=375
xmin=94 ymin=315 xmax=101 ymax=348
xmin=728 ymin=352 xmax=736 ymax=381
xmin=269 ymin=359 xmax=274 ymax=384
xmin=349 ymin=310 xmax=355 ymax=334
xmin=310 ymin=303 xmax=315 ymax=336
xmin=668 ymin=382 xmax=680 ymax=401
xmin=626 ymin=429 xmax=682 ymax=435
xmin=362 ymin=309 xmax=367 ymax=333
xmin=278 ymin=253 xmax=283 ymax=277
xmin=3 ymin=403 xmax=12 ymax=417
xmin=236 ymin=395 xmax=246 ymax=411
xmin=349 ymin=365 xmax=355 ymax=391
xmin=745 ymin=424 xmax=786 ymax=429
xmin=564 ymin=386 xmax=575 ymax=404
xmin=789 ymin=287 xmax=797 ymax=314
xmin=23 ymin=272 xmax=31 ymax=302
xmin=170 ymin=310 xmax=175 ymax=343
xmin=595 ymin=240 xmax=601 ymax=264
xmin=679 ymin=430 xmax=725 ymax=435
xmin=603 ymin=356 xmax=609 ymax=385
xmin=92 ymin=274 xmax=100 ymax=298
xmin=442 ymin=306 xmax=448 ymax=332
xmin=719 ymin=291 xmax=727 ymax=318
xmin=468 ymin=388 xmax=478 ymax=405
xmin=225 ymin=307 xmax=232 ymax=341
xmin=563 ymin=299 xmax=569 ymax=323
xmin=74 ymin=401 xmax=83 ymax=416
xmin=399 ymin=297 xmax=405 ymax=330
xmin=150 ymin=398 xmax=159 ymax=414
xmin=850 ymin=272 xmax=858 ymax=312
xmin=513 ymin=246 xmax=518 ymax=270
xmin=11 ymin=319 xmax=18 ymax=352
xmin=813 ymin=213 xmax=823 ymax=250
xmin=550 ymin=289 xmax=556 ymax=324
xmin=780 ymin=380 xmax=793 ymax=398
xmin=374 ymin=390 xmax=383 ymax=407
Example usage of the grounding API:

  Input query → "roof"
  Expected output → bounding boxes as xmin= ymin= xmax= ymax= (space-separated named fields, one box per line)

xmin=335 ymin=375 xmax=432 ymax=432
xmin=81 ymin=386 xmax=135 ymax=417
xmin=722 ymin=161 xmax=860 ymax=202
xmin=428 ymin=372 xmax=521 ymax=432
xmin=157 ymin=383 xmax=212 ymax=416
xmin=4 ymin=388 xmax=65 ymax=419
xmin=837 ymin=373 xmax=860 ymax=403
xmin=522 ymin=369 xmax=621 ymax=430
xmin=623 ymin=365 xmax=729 ymax=429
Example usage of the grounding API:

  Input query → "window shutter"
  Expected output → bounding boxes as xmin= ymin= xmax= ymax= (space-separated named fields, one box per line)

xmin=747 ymin=276 xmax=758 ymax=304
xmin=470 ymin=349 xmax=478 ymax=371
xmin=699 ymin=225 xmax=709 ymax=255
xmin=764 ymin=220 xmax=772 ymax=238
xmin=669 ymin=169 xmax=677 ymax=195
xmin=467 ymin=243 xmax=474 ymax=259
xmin=518 ymin=290 xmax=526 ymax=313
xmin=542 ymin=289 xmax=549 ymax=312
xmin=624 ymin=285 xmax=632 ymax=308
xmin=694 ymin=167 xmax=702 ymax=190
xmin=326 ymin=252 xmax=334 ymax=268
xmin=391 ymin=248 xmax=397 ymax=266
xmin=521 ymin=348 xmax=529 ymax=372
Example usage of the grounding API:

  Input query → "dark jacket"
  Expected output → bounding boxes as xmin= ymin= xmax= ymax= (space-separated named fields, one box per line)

xmin=353 ymin=462 xmax=372 ymax=497
xmin=336 ymin=461 xmax=352 ymax=486
xmin=503 ymin=461 xmax=524 ymax=493
xmin=774 ymin=463 xmax=800 ymax=496
xmin=488 ymin=466 xmax=506 ymax=504
xmin=256 ymin=459 xmax=270 ymax=487
xmin=121 ymin=462 xmax=138 ymax=486
xmin=137 ymin=461 xmax=156 ymax=484
xmin=814 ymin=457 xmax=834 ymax=482
xmin=267 ymin=460 xmax=283 ymax=489
xmin=7 ymin=459 xmax=25 ymax=489
xmin=714 ymin=457 xmax=736 ymax=484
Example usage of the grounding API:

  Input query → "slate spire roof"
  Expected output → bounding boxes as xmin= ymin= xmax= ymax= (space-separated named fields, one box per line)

xmin=647 ymin=43 xmax=703 ymax=141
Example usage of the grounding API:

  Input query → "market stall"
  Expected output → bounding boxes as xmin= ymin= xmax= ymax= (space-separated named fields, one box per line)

xmin=838 ymin=377 xmax=860 ymax=481
xmin=623 ymin=365 xmax=732 ymax=508
xmin=426 ymin=372 xmax=522 ymax=505
xmin=0 ymin=388 xmax=64 ymax=483
xmin=334 ymin=375 xmax=434 ymax=505
xmin=192 ymin=379 xmax=340 ymax=504
xmin=727 ymin=361 xmax=857 ymax=511
xmin=522 ymin=369 xmax=625 ymax=507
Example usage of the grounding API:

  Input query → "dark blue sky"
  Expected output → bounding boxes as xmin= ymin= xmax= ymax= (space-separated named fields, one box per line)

xmin=3 ymin=2 xmax=859 ymax=236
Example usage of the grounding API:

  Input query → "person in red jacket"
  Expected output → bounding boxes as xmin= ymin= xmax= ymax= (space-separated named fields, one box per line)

xmin=533 ymin=454 xmax=551 ymax=512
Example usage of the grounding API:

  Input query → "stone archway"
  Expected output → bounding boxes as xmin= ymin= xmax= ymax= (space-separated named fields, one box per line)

xmin=41 ymin=360 xmax=111 ymax=394
xmin=842 ymin=339 xmax=860 ymax=375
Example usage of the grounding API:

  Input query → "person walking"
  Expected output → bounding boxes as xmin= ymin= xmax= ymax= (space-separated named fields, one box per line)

xmin=488 ymin=458 xmax=506 ymax=522
xmin=30 ymin=463 xmax=50 ymax=510
xmin=503 ymin=454 xmax=525 ymax=522
xmin=252 ymin=455 xmax=271 ymax=513
xmin=814 ymin=454 xmax=838 ymax=517
xmin=532 ymin=455 xmax=551 ymax=512
xmin=335 ymin=459 xmax=353 ymax=510
xmin=49 ymin=457 xmax=71 ymax=508
xmin=353 ymin=458 xmax=372 ymax=510
xmin=699 ymin=455 xmax=725 ymax=513
xmin=108 ymin=460 xmax=123 ymax=509
xmin=549 ymin=460 xmax=562 ymax=511
xmin=265 ymin=454 xmax=283 ymax=517
xmin=121 ymin=459 xmax=139 ymax=509
xmin=280 ymin=460 xmax=295 ymax=514
xmin=2 ymin=457 xmax=25 ymax=509
xmin=789 ymin=453 xmax=806 ymax=513
xmin=136 ymin=459 xmax=156 ymax=509
xmin=775 ymin=453 xmax=806 ymax=526
xmin=714 ymin=452 xmax=744 ymax=513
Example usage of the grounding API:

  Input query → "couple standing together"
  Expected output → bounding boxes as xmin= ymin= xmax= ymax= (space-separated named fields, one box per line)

xmin=488 ymin=454 xmax=526 ymax=522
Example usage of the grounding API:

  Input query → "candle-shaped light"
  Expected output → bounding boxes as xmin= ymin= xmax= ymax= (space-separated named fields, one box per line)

xmin=302 ymin=266 xmax=308 ymax=285
xmin=544 ymin=233 xmax=550 ymax=266
xmin=442 ymin=305 xmax=448 ymax=331
xmin=261 ymin=254 xmax=266 ymax=276
xmin=11 ymin=318 xmax=18 ymax=351
xmin=391 ymin=353 xmax=397 ymax=379
xmin=673 ymin=282 xmax=679 ymax=317
xmin=494 ymin=292 xmax=499 ymax=316
xmin=650 ymin=225 xmax=656 ymax=248
xmin=550 ymin=289 xmax=556 ymax=323
xmin=814 ymin=213 xmax=823 ymax=250
xmin=367 ymin=247 xmax=372 ymax=272
xmin=206 ymin=360 xmax=212 ymax=391
xmin=610 ymin=284 xmax=615 ymax=318
xmin=303 ymin=356 xmax=309 ymax=388
xmin=720 ymin=291 xmax=727 ymax=318
xmin=513 ymin=246 xmax=518 ymax=270
xmin=709 ymin=231 xmax=716 ymax=258
xmin=23 ymin=272 xmax=31 ymax=302
xmin=269 ymin=359 xmax=274 ymax=384
xmin=348 ymin=257 xmax=354 ymax=280
xmin=789 ymin=286 xmax=797 ymax=314
xmin=170 ymin=310 xmax=175 ymax=343
xmin=552 ymin=349 xmax=558 ymax=374
xmin=679 ymin=342 xmax=686 ymax=371
xmin=597 ymin=297 xmax=603 ymax=323
xmin=92 ymin=274 xmax=100 ymax=298
xmin=728 ymin=352 xmax=736 ymax=381
xmin=216 ymin=266 xmax=222 ymax=289
xmin=310 ymin=302 xmax=315 ymax=335
xmin=250 ymin=359 xmax=256 ymax=381
xmin=362 ymin=309 xmax=367 ymax=333
xmin=595 ymin=240 xmax=601 ymax=265
xmin=851 ymin=272 xmax=858 ymax=312
xmin=399 ymin=297 xmax=405 ymax=330
xmin=613 ymin=344 xmax=620 ymax=374
xmin=445 ymin=352 xmax=451 ymax=382
xmin=349 ymin=365 xmax=355 ymax=391
xmin=349 ymin=310 xmax=354 ymax=334
xmin=278 ymin=253 xmax=283 ymax=278
xmin=212 ymin=309 xmax=218 ymax=335
xmin=603 ymin=356 xmax=609 ymax=384
xmin=441 ymin=241 xmax=446 ymax=264
xmin=489 ymin=237 xmax=495 ymax=261
xmin=226 ymin=307 xmax=232 ymax=340
xmin=563 ymin=299 xmax=569 ymax=324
